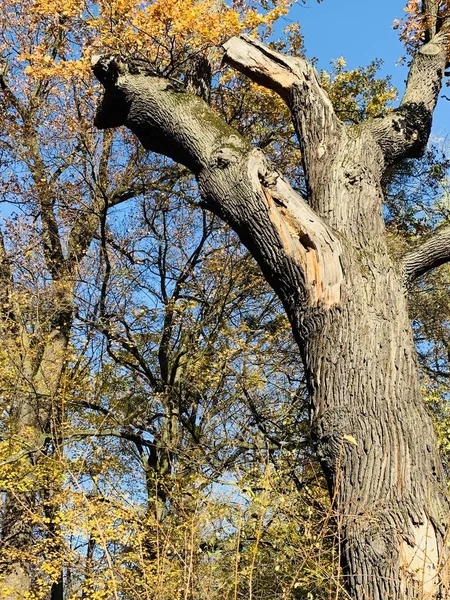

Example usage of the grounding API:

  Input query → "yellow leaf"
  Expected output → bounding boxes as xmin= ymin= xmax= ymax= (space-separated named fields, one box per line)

xmin=343 ymin=434 xmax=358 ymax=447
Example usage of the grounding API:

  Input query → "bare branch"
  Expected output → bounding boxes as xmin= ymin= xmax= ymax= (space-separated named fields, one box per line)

xmin=66 ymin=428 xmax=156 ymax=449
xmin=402 ymin=224 xmax=450 ymax=282
xmin=223 ymin=35 xmax=305 ymax=99
xmin=0 ymin=230 xmax=16 ymax=325
xmin=0 ymin=58 xmax=27 ymax=118
xmin=23 ymin=129 xmax=66 ymax=277
xmin=223 ymin=35 xmax=342 ymax=175
xmin=0 ymin=428 xmax=155 ymax=469
xmin=66 ymin=131 xmax=112 ymax=271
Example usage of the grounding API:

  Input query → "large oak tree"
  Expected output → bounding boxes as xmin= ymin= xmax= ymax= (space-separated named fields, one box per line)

xmin=91 ymin=1 xmax=450 ymax=598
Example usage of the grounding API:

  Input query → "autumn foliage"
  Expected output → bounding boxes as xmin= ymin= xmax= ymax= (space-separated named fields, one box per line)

xmin=396 ymin=0 xmax=450 ymax=51
xmin=0 ymin=0 xmax=450 ymax=599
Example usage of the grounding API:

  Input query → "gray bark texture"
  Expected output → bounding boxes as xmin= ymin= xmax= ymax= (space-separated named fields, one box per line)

xmin=92 ymin=17 xmax=450 ymax=600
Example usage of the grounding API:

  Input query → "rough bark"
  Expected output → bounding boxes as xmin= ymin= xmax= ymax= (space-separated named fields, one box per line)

xmin=402 ymin=224 xmax=450 ymax=283
xmin=92 ymin=17 xmax=450 ymax=599
xmin=367 ymin=31 xmax=448 ymax=165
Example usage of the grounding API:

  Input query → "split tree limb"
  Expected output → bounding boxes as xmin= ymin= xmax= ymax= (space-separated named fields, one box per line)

xmin=92 ymin=56 xmax=343 ymax=314
xmin=221 ymin=34 xmax=388 ymax=241
xmin=223 ymin=35 xmax=342 ymax=186
xmin=402 ymin=223 xmax=450 ymax=282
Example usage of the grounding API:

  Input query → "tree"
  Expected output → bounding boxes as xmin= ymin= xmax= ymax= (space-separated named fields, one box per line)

xmin=64 ymin=196 xmax=330 ymax=599
xmin=90 ymin=1 xmax=450 ymax=599
xmin=0 ymin=3 xmax=334 ymax=594
xmin=0 ymin=6 xmax=168 ymax=593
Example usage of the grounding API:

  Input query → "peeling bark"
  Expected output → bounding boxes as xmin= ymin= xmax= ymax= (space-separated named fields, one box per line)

xmin=93 ymin=57 xmax=343 ymax=313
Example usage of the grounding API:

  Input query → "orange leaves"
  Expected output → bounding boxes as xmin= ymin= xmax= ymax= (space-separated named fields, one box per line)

xmin=394 ymin=1 xmax=426 ymax=48
xmin=0 ymin=0 xmax=292 ymax=83
xmin=31 ymin=0 xmax=83 ymax=18
xmin=19 ymin=49 xmax=90 ymax=79
xmin=87 ymin=0 xmax=292 ymax=74
xmin=395 ymin=1 xmax=450 ymax=52
xmin=110 ymin=0 xmax=242 ymax=58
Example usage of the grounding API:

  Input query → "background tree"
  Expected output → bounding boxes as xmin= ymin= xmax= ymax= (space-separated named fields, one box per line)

xmin=0 ymin=2 xmax=170 ymax=595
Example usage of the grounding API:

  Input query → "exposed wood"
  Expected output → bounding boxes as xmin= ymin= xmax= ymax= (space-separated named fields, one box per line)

xmin=92 ymin=56 xmax=343 ymax=311
xmin=223 ymin=36 xmax=343 ymax=204
xmin=223 ymin=36 xmax=386 ymax=245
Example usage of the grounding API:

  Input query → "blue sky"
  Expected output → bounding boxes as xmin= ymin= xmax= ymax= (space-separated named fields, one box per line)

xmin=282 ymin=0 xmax=448 ymax=138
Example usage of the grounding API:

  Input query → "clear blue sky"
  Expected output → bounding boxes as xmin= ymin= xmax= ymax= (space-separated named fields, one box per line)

xmin=281 ymin=0 xmax=448 ymax=137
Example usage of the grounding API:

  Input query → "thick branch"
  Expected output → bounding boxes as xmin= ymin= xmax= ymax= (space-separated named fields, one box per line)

xmin=222 ymin=35 xmax=391 ymax=240
xmin=92 ymin=56 xmax=343 ymax=316
xmin=223 ymin=35 xmax=302 ymax=99
xmin=367 ymin=29 xmax=449 ymax=165
xmin=402 ymin=224 xmax=450 ymax=282
xmin=422 ymin=0 xmax=450 ymax=39
xmin=0 ymin=231 xmax=15 ymax=324
xmin=223 ymin=35 xmax=342 ymax=182
xmin=0 ymin=58 xmax=27 ymax=118
xmin=24 ymin=129 xmax=66 ymax=278
xmin=0 ymin=428 xmax=155 ymax=469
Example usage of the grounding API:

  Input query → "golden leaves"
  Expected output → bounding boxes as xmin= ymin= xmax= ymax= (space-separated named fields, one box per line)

xmin=320 ymin=58 xmax=397 ymax=123
xmin=31 ymin=0 xmax=83 ymax=18
xmin=2 ymin=0 xmax=292 ymax=82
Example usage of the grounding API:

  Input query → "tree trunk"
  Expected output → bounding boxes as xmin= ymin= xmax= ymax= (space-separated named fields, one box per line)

xmin=91 ymin=20 xmax=450 ymax=596
xmin=0 ymin=498 xmax=33 ymax=599
xmin=286 ymin=127 xmax=450 ymax=599
xmin=221 ymin=31 xmax=450 ymax=598
xmin=299 ymin=226 xmax=449 ymax=599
